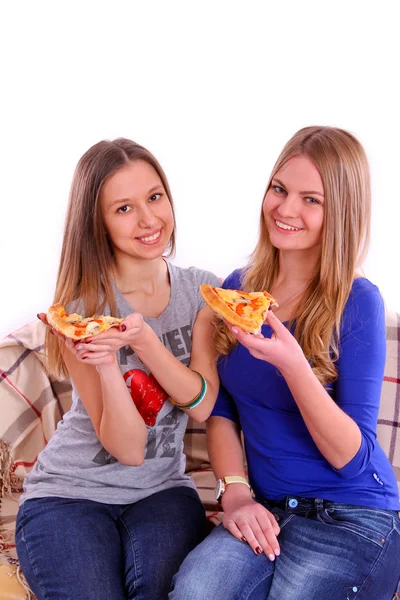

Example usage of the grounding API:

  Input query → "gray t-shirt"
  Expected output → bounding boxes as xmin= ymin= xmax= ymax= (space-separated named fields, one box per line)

xmin=22 ymin=263 xmax=220 ymax=505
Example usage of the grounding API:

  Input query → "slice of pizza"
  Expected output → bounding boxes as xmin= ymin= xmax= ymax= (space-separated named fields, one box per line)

xmin=46 ymin=303 xmax=124 ymax=340
xmin=200 ymin=284 xmax=278 ymax=334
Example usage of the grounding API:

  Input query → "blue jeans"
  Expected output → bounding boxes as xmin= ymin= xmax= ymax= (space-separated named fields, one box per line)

xmin=16 ymin=486 xmax=205 ymax=600
xmin=169 ymin=498 xmax=400 ymax=600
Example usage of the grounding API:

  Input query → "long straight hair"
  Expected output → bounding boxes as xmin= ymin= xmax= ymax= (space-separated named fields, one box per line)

xmin=215 ymin=126 xmax=371 ymax=385
xmin=47 ymin=138 xmax=176 ymax=377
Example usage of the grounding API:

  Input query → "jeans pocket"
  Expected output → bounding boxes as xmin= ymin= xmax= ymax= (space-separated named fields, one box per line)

xmin=271 ymin=509 xmax=295 ymax=529
xmin=319 ymin=508 xmax=387 ymax=548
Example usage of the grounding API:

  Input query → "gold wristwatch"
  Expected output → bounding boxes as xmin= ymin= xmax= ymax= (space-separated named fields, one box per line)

xmin=215 ymin=476 xmax=252 ymax=502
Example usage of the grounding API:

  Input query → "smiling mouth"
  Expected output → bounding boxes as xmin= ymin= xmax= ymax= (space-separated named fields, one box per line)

xmin=136 ymin=229 xmax=162 ymax=244
xmin=275 ymin=220 xmax=303 ymax=232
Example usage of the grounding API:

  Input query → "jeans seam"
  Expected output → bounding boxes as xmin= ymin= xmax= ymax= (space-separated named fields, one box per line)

xmin=353 ymin=527 xmax=397 ymax=599
xmin=119 ymin=514 xmax=140 ymax=598
xmin=243 ymin=564 xmax=274 ymax=599
xmin=330 ymin=507 xmax=398 ymax=520
xmin=394 ymin=515 xmax=400 ymax=534
xmin=272 ymin=512 xmax=295 ymax=529
xmin=19 ymin=503 xmax=50 ymax=600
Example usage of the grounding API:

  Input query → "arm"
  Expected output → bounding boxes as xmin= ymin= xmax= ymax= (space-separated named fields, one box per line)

xmin=78 ymin=307 xmax=220 ymax=422
xmin=227 ymin=287 xmax=386 ymax=475
xmin=130 ymin=306 xmax=219 ymax=422
xmin=282 ymin=359 xmax=362 ymax=471
xmin=207 ymin=413 xmax=280 ymax=559
xmin=62 ymin=342 xmax=147 ymax=466
xmin=207 ymin=416 xmax=248 ymax=482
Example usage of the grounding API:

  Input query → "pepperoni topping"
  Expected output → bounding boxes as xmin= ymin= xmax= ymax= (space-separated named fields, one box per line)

xmin=74 ymin=328 xmax=86 ymax=337
xmin=250 ymin=298 xmax=263 ymax=309
xmin=236 ymin=303 xmax=246 ymax=315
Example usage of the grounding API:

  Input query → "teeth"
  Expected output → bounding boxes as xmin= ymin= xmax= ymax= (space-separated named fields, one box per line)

xmin=275 ymin=220 xmax=302 ymax=231
xmin=139 ymin=231 xmax=161 ymax=242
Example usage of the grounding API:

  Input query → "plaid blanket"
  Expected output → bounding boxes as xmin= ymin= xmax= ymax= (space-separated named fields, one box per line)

xmin=378 ymin=311 xmax=400 ymax=484
xmin=1 ymin=312 xmax=400 ymax=573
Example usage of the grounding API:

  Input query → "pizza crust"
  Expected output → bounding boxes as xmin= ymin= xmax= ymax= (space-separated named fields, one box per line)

xmin=200 ymin=284 xmax=278 ymax=334
xmin=47 ymin=303 xmax=124 ymax=340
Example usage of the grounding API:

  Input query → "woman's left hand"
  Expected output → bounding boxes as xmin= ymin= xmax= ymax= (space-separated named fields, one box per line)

xmin=74 ymin=313 xmax=148 ymax=357
xmin=226 ymin=310 xmax=307 ymax=374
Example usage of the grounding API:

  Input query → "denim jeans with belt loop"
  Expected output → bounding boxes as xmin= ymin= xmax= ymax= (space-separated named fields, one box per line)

xmin=169 ymin=496 xmax=400 ymax=600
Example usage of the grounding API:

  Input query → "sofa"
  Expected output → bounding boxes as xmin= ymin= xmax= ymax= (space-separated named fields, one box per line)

xmin=1 ymin=313 xmax=399 ymax=599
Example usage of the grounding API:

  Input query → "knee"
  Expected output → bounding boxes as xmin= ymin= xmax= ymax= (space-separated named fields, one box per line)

xmin=170 ymin=568 xmax=209 ymax=600
xmin=169 ymin=552 xmax=225 ymax=600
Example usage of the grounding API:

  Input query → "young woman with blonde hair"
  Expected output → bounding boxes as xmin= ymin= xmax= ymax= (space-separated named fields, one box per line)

xmin=170 ymin=126 xmax=400 ymax=600
xmin=15 ymin=138 xmax=220 ymax=600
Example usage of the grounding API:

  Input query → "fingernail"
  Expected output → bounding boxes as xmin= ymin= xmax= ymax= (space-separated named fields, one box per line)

xmin=274 ymin=548 xmax=280 ymax=556
xmin=255 ymin=547 xmax=262 ymax=555
xmin=120 ymin=324 xmax=126 ymax=332
xmin=232 ymin=327 xmax=239 ymax=334
xmin=268 ymin=553 xmax=275 ymax=561
xmin=76 ymin=345 xmax=83 ymax=350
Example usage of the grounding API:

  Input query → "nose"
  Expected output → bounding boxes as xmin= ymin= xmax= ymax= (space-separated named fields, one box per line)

xmin=277 ymin=193 xmax=300 ymax=218
xmin=137 ymin=203 xmax=158 ymax=229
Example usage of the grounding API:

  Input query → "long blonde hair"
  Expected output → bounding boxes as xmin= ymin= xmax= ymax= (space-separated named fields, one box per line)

xmin=47 ymin=138 xmax=176 ymax=377
xmin=215 ymin=126 xmax=371 ymax=385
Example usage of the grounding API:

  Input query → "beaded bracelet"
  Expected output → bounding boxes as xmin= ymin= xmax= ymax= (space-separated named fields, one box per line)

xmin=169 ymin=371 xmax=207 ymax=410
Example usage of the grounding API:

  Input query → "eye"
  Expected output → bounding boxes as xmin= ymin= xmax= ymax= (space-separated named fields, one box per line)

xmin=305 ymin=197 xmax=320 ymax=205
xmin=117 ymin=205 xmax=132 ymax=213
xmin=272 ymin=185 xmax=286 ymax=195
xmin=149 ymin=193 xmax=161 ymax=202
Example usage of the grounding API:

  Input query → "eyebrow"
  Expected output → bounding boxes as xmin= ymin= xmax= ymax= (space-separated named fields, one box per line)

xmin=110 ymin=184 xmax=165 ymax=206
xmin=272 ymin=178 xmax=324 ymax=198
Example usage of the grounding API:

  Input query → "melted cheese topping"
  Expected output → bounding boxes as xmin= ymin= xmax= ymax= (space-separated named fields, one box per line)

xmin=216 ymin=289 xmax=264 ymax=303
xmin=214 ymin=287 xmax=269 ymax=319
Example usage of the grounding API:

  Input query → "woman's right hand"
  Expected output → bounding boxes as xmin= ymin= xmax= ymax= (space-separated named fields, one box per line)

xmin=222 ymin=486 xmax=281 ymax=561
xmin=37 ymin=312 xmax=65 ymax=340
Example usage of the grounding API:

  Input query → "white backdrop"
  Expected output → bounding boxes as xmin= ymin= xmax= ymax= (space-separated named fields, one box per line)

xmin=1 ymin=1 xmax=399 ymax=338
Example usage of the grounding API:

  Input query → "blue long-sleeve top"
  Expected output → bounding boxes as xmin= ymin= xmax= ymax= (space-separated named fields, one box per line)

xmin=212 ymin=270 xmax=400 ymax=510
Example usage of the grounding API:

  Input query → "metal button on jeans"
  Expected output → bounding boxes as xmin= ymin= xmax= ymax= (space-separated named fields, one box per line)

xmin=288 ymin=498 xmax=298 ymax=508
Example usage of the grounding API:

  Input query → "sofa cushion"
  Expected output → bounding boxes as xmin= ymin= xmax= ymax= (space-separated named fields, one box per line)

xmin=0 ymin=564 xmax=32 ymax=599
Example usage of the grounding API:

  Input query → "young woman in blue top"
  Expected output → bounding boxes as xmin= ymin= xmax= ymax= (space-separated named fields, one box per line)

xmin=169 ymin=126 xmax=400 ymax=600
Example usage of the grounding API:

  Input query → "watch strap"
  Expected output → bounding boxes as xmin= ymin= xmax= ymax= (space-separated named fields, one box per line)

xmin=224 ymin=476 xmax=251 ymax=490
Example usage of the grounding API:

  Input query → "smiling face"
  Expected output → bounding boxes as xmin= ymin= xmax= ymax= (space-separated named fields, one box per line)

xmin=262 ymin=155 xmax=325 ymax=255
xmin=100 ymin=159 xmax=175 ymax=263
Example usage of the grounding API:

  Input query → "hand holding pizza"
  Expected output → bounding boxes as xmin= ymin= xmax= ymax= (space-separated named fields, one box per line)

xmin=37 ymin=312 xmax=117 ymax=365
xmin=78 ymin=313 xmax=147 ymax=357
xmin=37 ymin=308 xmax=147 ymax=365
xmin=225 ymin=310 xmax=308 ymax=375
